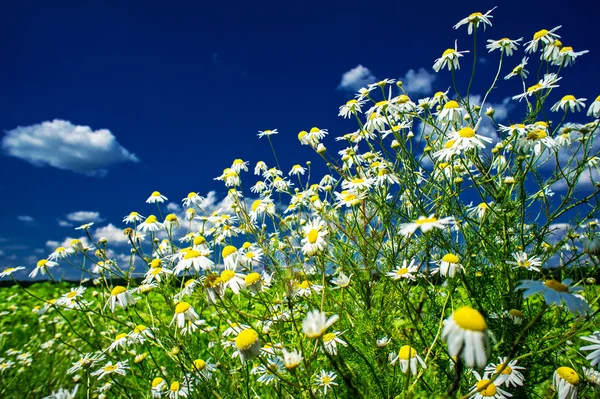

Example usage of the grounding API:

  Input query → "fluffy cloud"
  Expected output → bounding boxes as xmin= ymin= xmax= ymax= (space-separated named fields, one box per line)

xmin=45 ymin=236 xmax=91 ymax=249
xmin=17 ymin=215 xmax=35 ymax=223
xmin=399 ymin=68 xmax=437 ymax=96
xmin=94 ymin=223 xmax=129 ymax=245
xmin=58 ymin=220 xmax=74 ymax=227
xmin=338 ymin=65 xmax=376 ymax=92
xmin=2 ymin=119 xmax=139 ymax=176
xmin=66 ymin=211 xmax=103 ymax=223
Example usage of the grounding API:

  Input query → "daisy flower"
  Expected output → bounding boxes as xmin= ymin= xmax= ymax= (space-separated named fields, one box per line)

xmin=399 ymin=215 xmax=456 ymax=237
xmin=331 ymin=272 xmax=352 ymax=288
xmin=524 ymin=26 xmax=561 ymax=53
xmin=551 ymin=95 xmax=587 ymax=113
xmin=163 ymin=214 xmax=181 ymax=229
xmin=173 ymin=249 xmax=213 ymax=274
xmin=447 ymin=126 xmax=493 ymax=151
xmin=137 ymin=215 xmax=163 ymax=233
xmin=294 ymin=280 xmax=323 ymax=297
xmin=453 ymin=8 xmax=496 ymax=35
xmin=235 ymin=328 xmax=260 ymax=362
xmin=583 ymin=367 xmax=600 ymax=387
xmin=314 ymin=370 xmax=338 ymax=395
xmin=506 ymin=251 xmax=542 ymax=272
xmin=123 ymin=211 xmax=145 ymax=224
xmin=580 ymin=331 xmax=600 ymax=368
xmin=75 ymin=222 xmax=94 ymax=230
xmin=244 ymin=273 xmax=264 ymax=294
xmin=151 ymin=378 xmax=167 ymax=398
xmin=386 ymin=259 xmax=419 ymax=281
xmin=334 ymin=190 xmax=366 ymax=208
xmin=338 ymin=99 xmax=364 ymax=118
xmin=554 ymin=46 xmax=589 ymax=66
xmin=442 ymin=306 xmax=488 ymax=368
xmin=106 ymin=286 xmax=136 ymax=312
xmin=504 ymin=57 xmax=529 ymax=80
xmin=433 ymin=41 xmax=470 ymax=72
xmin=506 ymin=309 xmax=524 ymax=325
xmin=0 ymin=266 xmax=25 ymax=278
xmin=484 ymin=357 xmax=525 ymax=387
xmin=254 ymin=356 xmax=285 ymax=385
xmin=516 ymin=279 xmax=591 ymax=315
xmin=322 ymin=331 xmax=347 ymax=355
xmin=282 ymin=348 xmax=303 ymax=370
xmin=390 ymin=345 xmax=427 ymax=374
xmin=467 ymin=202 xmax=493 ymax=221
xmin=432 ymin=253 xmax=464 ymax=278
xmin=486 ymin=37 xmax=522 ymax=56
xmin=168 ymin=381 xmax=190 ymax=399
xmin=515 ymin=128 xmax=557 ymax=156
xmin=469 ymin=371 xmax=512 ymax=399
xmin=257 ymin=129 xmax=278 ymax=138
xmin=303 ymin=310 xmax=339 ymax=339
xmin=553 ymin=367 xmax=579 ymax=399
xmin=107 ymin=333 xmax=130 ymax=352
xmin=301 ymin=217 xmax=329 ymax=256
xmin=29 ymin=259 xmax=58 ymax=278
xmin=146 ymin=191 xmax=167 ymax=204
xmin=171 ymin=302 xmax=199 ymax=329
xmin=91 ymin=360 xmax=129 ymax=380
xmin=48 ymin=246 xmax=74 ymax=261
xmin=436 ymin=100 xmax=464 ymax=125
xmin=512 ymin=73 xmax=562 ymax=101
xmin=192 ymin=358 xmax=217 ymax=380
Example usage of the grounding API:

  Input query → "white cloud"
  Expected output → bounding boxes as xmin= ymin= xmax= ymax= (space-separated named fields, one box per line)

xmin=338 ymin=65 xmax=376 ymax=91
xmin=66 ymin=211 xmax=103 ymax=223
xmin=2 ymin=119 xmax=139 ymax=176
xmin=166 ymin=203 xmax=182 ymax=213
xmin=399 ymin=68 xmax=437 ymax=96
xmin=58 ymin=220 xmax=73 ymax=227
xmin=94 ymin=223 xmax=130 ymax=245
xmin=17 ymin=215 xmax=34 ymax=223
xmin=46 ymin=236 xmax=91 ymax=249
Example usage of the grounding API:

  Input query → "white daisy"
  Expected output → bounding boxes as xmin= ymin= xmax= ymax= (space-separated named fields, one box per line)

xmin=484 ymin=357 xmax=525 ymax=387
xmin=433 ymin=41 xmax=470 ymax=72
xmin=580 ymin=331 xmax=600 ymax=368
xmin=553 ymin=367 xmax=579 ymax=399
xmin=303 ymin=310 xmax=339 ymax=339
xmin=146 ymin=191 xmax=167 ymax=204
xmin=453 ymin=8 xmax=495 ymax=35
xmin=399 ymin=215 xmax=456 ymax=237
xmin=390 ymin=345 xmax=427 ymax=375
xmin=442 ymin=306 xmax=488 ymax=368
xmin=506 ymin=251 xmax=542 ymax=272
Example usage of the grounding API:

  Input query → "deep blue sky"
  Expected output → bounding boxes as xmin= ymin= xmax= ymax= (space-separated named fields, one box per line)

xmin=1 ymin=0 xmax=599 ymax=278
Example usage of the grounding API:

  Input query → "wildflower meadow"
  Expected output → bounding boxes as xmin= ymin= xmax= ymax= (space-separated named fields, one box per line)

xmin=2 ymin=8 xmax=600 ymax=399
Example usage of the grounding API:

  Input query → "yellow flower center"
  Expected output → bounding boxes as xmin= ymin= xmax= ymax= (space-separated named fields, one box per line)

xmin=104 ymin=364 xmax=117 ymax=372
xmin=245 ymin=272 xmax=261 ymax=285
xmin=55 ymin=247 xmax=65 ymax=253
xmin=183 ymin=250 xmax=201 ymax=260
xmin=310 ymin=127 xmax=320 ymax=133
xmin=298 ymin=130 xmax=307 ymax=140
xmin=452 ymin=306 xmax=486 ymax=331
xmin=560 ymin=46 xmax=573 ymax=53
xmin=457 ymin=127 xmax=476 ymax=138
xmin=222 ymin=245 xmax=237 ymax=258
xmin=66 ymin=291 xmax=78 ymax=299
xmin=235 ymin=328 xmax=259 ymax=349
xmin=220 ymin=269 xmax=235 ymax=283
xmin=556 ymin=367 xmax=579 ymax=385
xmin=245 ymin=252 xmax=255 ymax=259
xmin=251 ymin=200 xmax=262 ymax=212
xmin=544 ymin=280 xmax=568 ymax=292
xmin=553 ymin=39 xmax=562 ymax=48
xmin=442 ymin=48 xmax=455 ymax=57
xmin=478 ymin=203 xmax=489 ymax=209
xmin=509 ymin=309 xmax=523 ymax=318
xmin=416 ymin=216 xmax=438 ymax=225
xmin=496 ymin=364 xmax=513 ymax=375
xmin=111 ymin=286 xmax=127 ymax=296
xmin=152 ymin=378 xmax=164 ymax=388
xmin=517 ymin=260 xmax=531 ymax=268
xmin=151 ymin=268 xmax=162 ymax=276
xmin=561 ymin=95 xmax=576 ymax=101
xmin=442 ymin=253 xmax=460 ymax=264
xmin=151 ymin=191 xmax=161 ymax=197
xmin=322 ymin=332 xmax=336 ymax=342
xmin=37 ymin=259 xmax=48 ymax=268
xmin=346 ymin=99 xmax=357 ymax=106
xmin=399 ymin=345 xmax=417 ymax=359
xmin=444 ymin=100 xmax=460 ymax=109
xmin=475 ymin=380 xmax=497 ymax=396
xmin=134 ymin=325 xmax=146 ymax=333
xmin=115 ymin=333 xmax=127 ymax=341
xmin=170 ymin=382 xmax=180 ymax=392
xmin=526 ymin=129 xmax=547 ymax=140
xmin=527 ymin=84 xmax=542 ymax=93
xmin=193 ymin=236 xmax=206 ymax=246
xmin=375 ymin=100 xmax=388 ymax=108
xmin=396 ymin=267 xmax=409 ymax=276
xmin=145 ymin=215 xmax=158 ymax=224
xmin=343 ymin=193 xmax=357 ymax=202
xmin=533 ymin=29 xmax=549 ymax=41
xmin=150 ymin=259 xmax=162 ymax=268
xmin=193 ymin=359 xmax=206 ymax=370
xmin=165 ymin=214 xmax=178 ymax=222
xmin=175 ymin=302 xmax=190 ymax=314
xmin=468 ymin=12 xmax=483 ymax=20
xmin=307 ymin=229 xmax=319 ymax=244
xmin=322 ymin=376 xmax=332 ymax=385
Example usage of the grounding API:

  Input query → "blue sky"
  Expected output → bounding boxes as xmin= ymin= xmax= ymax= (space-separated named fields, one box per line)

xmin=1 ymin=0 xmax=599 ymax=279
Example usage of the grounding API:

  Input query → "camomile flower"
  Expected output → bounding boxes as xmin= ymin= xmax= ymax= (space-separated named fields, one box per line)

xmin=289 ymin=164 xmax=307 ymax=176
xmin=516 ymin=279 xmax=591 ymax=315
xmin=301 ymin=218 xmax=329 ymax=256
xmin=512 ymin=73 xmax=562 ymax=101
xmin=469 ymin=371 xmax=512 ymax=399
xmin=334 ymin=190 xmax=366 ymax=208
xmin=29 ymin=259 xmax=58 ymax=278
xmin=181 ymin=192 xmax=202 ymax=207
xmin=467 ymin=202 xmax=493 ymax=221
xmin=174 ymin=249 xmax=213 ymax=274
xmin=168 ymin=381 xmax=190 ymax=399
xmin=322 ymin=331 xmax=347 ymax=355
xmin=524 ymin=26 xmax=561 ymax=53
xmin=75 ymin=222 xmax=94 ymax=230
xmin=230 ymin=159 xmax=249 ymax=173
xmin=386 ymin=259 xmax=419 ymax=281
xmin=338 ymin=99 xmax=364 ymax=118
xmin=282 ymin=348 xmax=303 ymax=370
xmin=580 ymin=331 xmax=600 ymax=368
xmin=432 ymin=253 xmax=464 ymax=278
xmin=106 ymin=286 xmax=136 ymax=312
xmin=257 ymin=129 xmax=278 ymax=138
xmin=146 ymin=191 xmax=167 ymax=204
xmin=486 ymin=37 xmax=522 ymax=56
xmin=171 ymin=302 xmax=199 ymax=329
xmin=553 ymin=367 xmax=579 ymax=399
xmin=42 ymin=386 xmax=79 ymax=399
xmin=123 ymin=211 xmax=145 ymax=224
xmin=137 ymin=215 xmax=163 ymax=233
xmin=142 ymin=266 xmax=173 ymax=284
xmin=235 ymin=328 xmax=260 ymax=362
xmin=551 ymin=95 xmax=587 ymax=113
xmin=314 ymin=370 xmax=338 ymax=395
xmin=294 ymin=280 xmax=323 ymax=297
xmin=516 ymin=128 xmax=557 ymax=156
xmin=107 ymin=333 xmax=130 ymax=352
xmin=484 ymin=357 xmax=525 ymax=387
xmin=48 ymin=246 xmax=74 ymax=261
xmin=151 ymin=378 xmax=167 ymax=398
xmin=504 ymin=57 xmax=529 ymax=80
xmin=399 ymin=215 xmax=456 ymax=237
xmin=219 ymin=262 xmax=246 ymax=295
xmin=91 ymin=360 xmax=129 ymax=380
xmin=331 ymin=272 xmax=352 ymax=288
xmin=390 ymin=345 xmax=427 ymax=374
xmin=442 ymin=306 xmax=488 ymax=368
xmin=0 ymin=266 xmax=25 ymax=278
xmin=506 ymin=251 xmax=542 ymax=272
xmin=303 ymin=310 xmax=339 ymax=339
xmin=433 ymin=41 xmax=470 ymax=72
xmin=554 ymin=46 xmax=589 ymax=66
xmin=191 ymin=358 xmax=217 ymax=380
xmin=447 ymin=126 xmax=493 ymax=151
xmin=437 ymin=100 xmax=464 ymax=125
xmin=453 ymin=8 xmax=496 ymax=35
xmin=583 ymin=367 xmax=600 ymax=388
xmin=505 ymin=309 xmax=524 ymax=325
